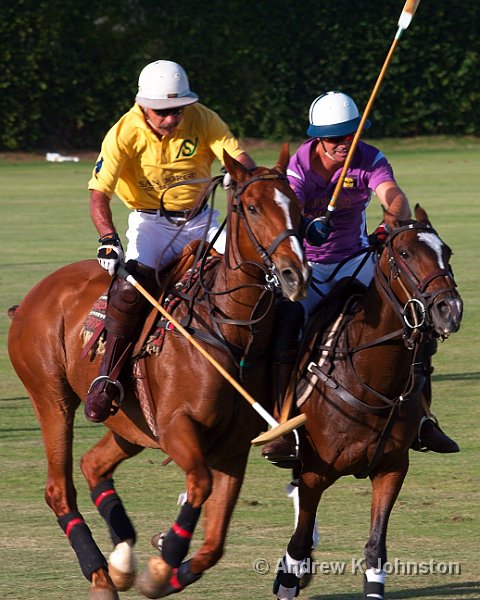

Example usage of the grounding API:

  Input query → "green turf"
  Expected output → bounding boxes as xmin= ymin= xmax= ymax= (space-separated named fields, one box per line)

xmin=0 ymin=138 xmax=479 ymax=599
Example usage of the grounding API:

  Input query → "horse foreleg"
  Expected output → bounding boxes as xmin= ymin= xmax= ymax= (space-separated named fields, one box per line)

xmin=275 ymin=471 xmax=331 ymax=600
xmin=136 ymin=413 xmax=212 ymax=598
xmin=364 ymin=456 xmax=409 ymax=600
xmin=80 ymin=430 xmax=144 ymax=591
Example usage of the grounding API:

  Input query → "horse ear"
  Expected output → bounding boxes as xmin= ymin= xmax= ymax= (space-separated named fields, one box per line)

xmin=223 ymin=150 xmax=250 ymax=183
xmin=414 ymin=203 xmax=431 ymax=225
xmin=274 ymin=143 xmax=290 ymax=174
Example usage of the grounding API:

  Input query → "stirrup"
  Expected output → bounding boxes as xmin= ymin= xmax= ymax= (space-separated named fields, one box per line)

xmin=88 ymin=375 xmax=125 ymax=415
xmin=416 ymin=413 xmax=442 ymax=452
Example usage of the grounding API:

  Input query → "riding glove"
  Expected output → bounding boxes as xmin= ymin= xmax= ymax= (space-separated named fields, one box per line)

xmin=303 ymin=215 xmax=335 ymax=246
xmin=368 ymin=223 xmax=391 ymax=249
xmin=97 ymin=233 xmax=124 ymax=277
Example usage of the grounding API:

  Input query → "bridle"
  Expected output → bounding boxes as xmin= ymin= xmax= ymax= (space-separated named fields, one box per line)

xmin=375 ymin=222 xmax=458 ymax=343
xmin=227 ymin=171 xmax=300 ymax=291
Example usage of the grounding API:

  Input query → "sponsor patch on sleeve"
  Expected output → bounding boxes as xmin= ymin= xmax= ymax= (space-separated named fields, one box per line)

xmin=95 ymin=157 xmax=104 ymax=176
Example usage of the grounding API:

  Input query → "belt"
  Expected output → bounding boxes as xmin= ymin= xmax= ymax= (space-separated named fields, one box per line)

xmin=135 ymin=206 xmax=207 ymax=218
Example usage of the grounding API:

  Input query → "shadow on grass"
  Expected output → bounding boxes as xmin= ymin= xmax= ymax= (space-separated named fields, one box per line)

xmin=309 ymin=581 xmax=480 ymax=599
xmin=433 ymin=371 xmax=480 ymax=382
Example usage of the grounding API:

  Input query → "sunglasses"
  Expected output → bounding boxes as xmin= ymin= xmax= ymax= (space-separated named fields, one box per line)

xmin=151 ymin=107 xmax=184 ymax=117
xmin=321 ymin=133 xmax=355 ymax=144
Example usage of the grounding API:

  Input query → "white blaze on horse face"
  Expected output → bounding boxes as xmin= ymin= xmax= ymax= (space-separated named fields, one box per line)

xmin=274 ymin=189 xmax=304 ymax=262
xmin=418 ymin=232 xmax=445 ymax=269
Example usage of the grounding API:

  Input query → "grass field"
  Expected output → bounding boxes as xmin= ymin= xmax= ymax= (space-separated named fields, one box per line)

xmin=0 ymin=137 xmax=479 ymax=600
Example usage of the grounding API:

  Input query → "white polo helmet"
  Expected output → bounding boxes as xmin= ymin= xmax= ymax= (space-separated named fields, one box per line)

xmin=135 ymin=60 xmax=199 ymax=109
xmin=307 ymin=91 xmax=371 ymax=138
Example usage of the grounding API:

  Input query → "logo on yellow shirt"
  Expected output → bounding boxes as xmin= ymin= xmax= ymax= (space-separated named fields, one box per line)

xmin=176 ymin=137 xmax=198 ymax=158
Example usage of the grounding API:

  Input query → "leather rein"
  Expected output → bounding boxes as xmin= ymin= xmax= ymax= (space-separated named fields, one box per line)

xmin=304 ymin=222 xmax=458 ymax=478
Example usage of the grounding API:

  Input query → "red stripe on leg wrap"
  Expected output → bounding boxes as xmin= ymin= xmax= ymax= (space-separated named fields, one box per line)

xmin=172 ymin=522 xmax=193 ymax=539
xmin=94 ymin=489 xmax=116 ymax=507
xmin=65 ymin=518 xmax=84 ymax=538
xmin=169 ymin=569 xmax=183 ymax=591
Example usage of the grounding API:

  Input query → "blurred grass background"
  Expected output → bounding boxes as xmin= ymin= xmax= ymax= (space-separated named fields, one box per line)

xmin=0 ymin=137 xmax=479 ymax=599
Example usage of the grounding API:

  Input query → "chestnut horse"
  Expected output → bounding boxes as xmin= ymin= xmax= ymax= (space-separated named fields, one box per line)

xmin=273 ymin=206 xmax=463 ymax=600
xmin=8 ymin=148 xmax=310 ymax=599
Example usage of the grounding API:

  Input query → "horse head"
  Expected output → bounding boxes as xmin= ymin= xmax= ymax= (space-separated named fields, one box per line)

xmin=223 ymin=145 xmax=310 ymax=302
xmin=377 ymin=204 xmax=463 ymax=339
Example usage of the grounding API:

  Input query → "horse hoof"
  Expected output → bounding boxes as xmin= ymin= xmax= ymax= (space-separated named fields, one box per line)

xmin=88 ymin=585 xmax=120 ymax=600
xmin=151 ymin=531 xmax=165 ymax=553
xmin=108 ymin=541 xmax=137 ymax=591
xmin=299 ymin=552 xmax=315 ymax=590
xmin=299 ymin=570 xmax=313 ymax=590
xmin=136 ymin=556 xmax=172 ymax=599
xmin=108 ymin=563 xmax=135 ymax=592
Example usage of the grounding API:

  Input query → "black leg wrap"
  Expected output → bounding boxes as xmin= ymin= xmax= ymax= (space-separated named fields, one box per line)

xmin=57 ymin=512 xmax=108 ymax=580
xmin=273 ymin=572 xmax=300 ymax=598
xmin=91 ymin=478 xmax=136 ymax=546
xmin=162 ymin=560 xmax=203 ymax=595
xmin=363 ymin=577 xmax=384 ymax=599
xmin=162 ymin=502 xmax=201 ymax=568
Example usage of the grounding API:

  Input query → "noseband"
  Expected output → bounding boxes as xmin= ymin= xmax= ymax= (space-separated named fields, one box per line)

xmin=376 ymin=222 xmax=458 ymax=338
xmin=230 ymin=172 xmax=299 ymax=289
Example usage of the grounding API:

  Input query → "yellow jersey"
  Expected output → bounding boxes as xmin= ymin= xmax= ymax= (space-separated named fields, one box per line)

xmin=88 ymin=103 xmax=245 ymax=210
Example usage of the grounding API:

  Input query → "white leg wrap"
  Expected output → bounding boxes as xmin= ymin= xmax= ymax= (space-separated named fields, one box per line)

xmin=109 ymin=540 xmax=136 ymax=573
xmin=276 ymin=584 xmax=299 ymax=600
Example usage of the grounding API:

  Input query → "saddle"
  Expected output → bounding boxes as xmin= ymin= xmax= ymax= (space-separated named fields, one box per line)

xmin=81 ymin=241 xmax=220 ymax=439
xmin=293 ymin=278 xmax=366 ymax=409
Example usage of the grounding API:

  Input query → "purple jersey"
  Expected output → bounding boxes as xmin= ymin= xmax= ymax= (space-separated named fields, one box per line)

xmin=287 ymin=139 xmax=395 ymax=263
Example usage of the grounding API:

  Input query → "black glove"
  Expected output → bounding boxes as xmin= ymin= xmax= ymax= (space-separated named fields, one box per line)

xmin=303 ymin=216 xmax=335 ymax=247
xmin=368 ymin=223 xmax=391 ymax=249
xmin=96 ymin=232 xmax=124 ymax=276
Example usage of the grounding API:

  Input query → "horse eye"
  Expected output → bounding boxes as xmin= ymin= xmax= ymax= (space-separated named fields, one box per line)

xmin=399 ymin=250 xmax=410 ymax=260
xmin=247 ymin=205 xmax=257 ymax=214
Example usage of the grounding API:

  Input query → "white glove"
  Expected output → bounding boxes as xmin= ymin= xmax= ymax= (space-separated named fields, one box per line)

xmin=222 ymin=171 xmax=232 ymax=190
xmin=96 ymin=233 xmax=124 ymax=277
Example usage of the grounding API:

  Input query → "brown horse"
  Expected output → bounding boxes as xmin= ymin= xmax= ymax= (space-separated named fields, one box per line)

xmin=273 ymin=206 xmax=463 ymax=600
xmin=8 ymin=147 xmax=310 ymax=599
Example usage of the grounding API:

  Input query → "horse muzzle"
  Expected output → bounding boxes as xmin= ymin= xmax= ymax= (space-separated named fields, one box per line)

xmin=276 ymin=261 xmax=310 ymax=302
xmin=431 ymin=294 xmax=463 ymax=338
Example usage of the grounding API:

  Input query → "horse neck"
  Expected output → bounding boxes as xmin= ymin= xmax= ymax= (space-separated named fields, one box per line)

xmin=211 ymin=256 xmax=271 ymax=348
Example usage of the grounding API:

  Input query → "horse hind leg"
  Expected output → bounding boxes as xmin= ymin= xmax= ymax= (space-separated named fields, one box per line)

xmin=30 ymin=384 xmax=117 ymax=599
xmin=136 ymin=413 xmax=212 ymax=598
xmin=80 ymin=430 xmax=144 ymax=592
xmin=364 ymin=458 xmax=409 ymax=600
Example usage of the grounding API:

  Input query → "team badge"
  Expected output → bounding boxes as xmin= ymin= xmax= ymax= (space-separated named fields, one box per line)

xmin=343 ymin=177 xmax=357 ymax=189
xmin=176 ymin=137 xmax=198 ymax=158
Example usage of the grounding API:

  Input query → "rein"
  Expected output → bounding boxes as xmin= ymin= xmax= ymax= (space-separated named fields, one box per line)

xmin=375 ymin=222 xmax=457 ymax=346
xmin=164 ymin=169 xmax=301 ymax=372
xmin=301 ymin=220 xmax=458 ymax=478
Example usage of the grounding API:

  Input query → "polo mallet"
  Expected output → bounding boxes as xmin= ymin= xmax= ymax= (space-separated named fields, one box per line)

xmin=251 ymin=0 xmax=422 ymax=446
xmin=325 ymin=0 xmax=421 ymax=224
xmin=116 ymin=265 xmax=307 ymax=442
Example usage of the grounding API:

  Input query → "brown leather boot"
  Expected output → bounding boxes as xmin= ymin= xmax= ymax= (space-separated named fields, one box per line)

xmin=85 ymin=265 xmax=154 ymax=423
xmin=410 ymin=339 xmax=459 ymax=453
xmin=261 ymin=361 xmax=300 ymax=467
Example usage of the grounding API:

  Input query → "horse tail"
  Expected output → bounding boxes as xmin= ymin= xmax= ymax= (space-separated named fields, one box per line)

xmin=8 ymin=305 xmax=19 ymax=319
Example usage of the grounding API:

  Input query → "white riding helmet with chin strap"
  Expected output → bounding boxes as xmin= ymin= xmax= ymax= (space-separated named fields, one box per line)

xmin=135 ymin=60 xmax=199 ymax=110
xmin=307 ymin=91 xmax=371 ymax=138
